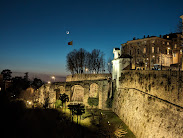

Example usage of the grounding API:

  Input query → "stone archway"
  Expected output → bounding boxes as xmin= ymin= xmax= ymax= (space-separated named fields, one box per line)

xmin=71 ymin=85 xmax=84 ymax=102
xmin=89 ymin=83 xmax=99 ymax=98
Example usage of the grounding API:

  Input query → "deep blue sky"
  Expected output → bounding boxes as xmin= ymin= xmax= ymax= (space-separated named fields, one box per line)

xmin=0 ymin=0 xmax=183 ymax=78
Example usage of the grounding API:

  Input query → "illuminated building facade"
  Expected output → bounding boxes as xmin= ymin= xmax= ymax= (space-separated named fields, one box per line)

xmin=121 ymin=36 xmax=173 ymax=70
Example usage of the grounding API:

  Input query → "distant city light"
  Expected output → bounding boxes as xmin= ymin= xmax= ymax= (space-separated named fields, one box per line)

xmin=51 ymin=76 xmax=56 ymax=82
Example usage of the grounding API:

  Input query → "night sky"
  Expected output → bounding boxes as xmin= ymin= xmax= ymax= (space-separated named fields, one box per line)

xmin=0 ymin=0 xmax=183 ymax=81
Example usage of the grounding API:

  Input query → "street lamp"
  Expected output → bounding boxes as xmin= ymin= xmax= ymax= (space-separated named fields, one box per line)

xmin=48 ymin=81 xmax=51 ymax=84
xmin=51 ymin=76 xmax=55 ymax=82
xmin=85 ymin=68 xmax=88 ymax=73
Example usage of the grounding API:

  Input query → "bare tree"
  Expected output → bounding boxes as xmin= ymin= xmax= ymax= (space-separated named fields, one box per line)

xmin=90 ymin=49 xmax=105 ymax=73
xmin=66 ymin=48 xmax=106 ymax=74
xmin=107 ymin=57 xmax=112 ymax=73
xmin=175 ymin=20 xmax=182 ymax=33
xmin=66 ymin=51 xmax=75 ymax=74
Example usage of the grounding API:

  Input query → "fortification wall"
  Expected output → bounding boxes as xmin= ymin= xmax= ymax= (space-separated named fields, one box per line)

xmin=66 ymin=73 xmax=111 ymax=82
xmin=112 ymin=70 xmax=183 ymax=137
xmin=37 ymin=80 xmax=110 ymax=110
xmin=119 ymin=70 xmax=183 ymax=107
xmin=112 ymin=88 xmax=183 ymax=138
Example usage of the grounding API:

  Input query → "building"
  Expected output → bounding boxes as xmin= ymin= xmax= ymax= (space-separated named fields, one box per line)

xmin=112 ymin=48 xmax=132 ymax=88
xmin=121 ymin=36 xmax=173 ymax=70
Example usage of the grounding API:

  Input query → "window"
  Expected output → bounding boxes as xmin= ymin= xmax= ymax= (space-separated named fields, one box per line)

xmin=167 ymin=36 xmax=169 ymax=38
xmin=158 ymin=57 xmax=160 ymax=63
xmin=167 ymin=48 xmax=170 ymax=54
xmin=180 ymin=49 xmax=182 ymax=54
xmin=167 ymin=42 xmax=169 ymax=45
xmin=175 ymin=44 xmax=177 ymax=48
xmin=163 ymin=41 xmax=165 ymax=45
xmin=152 ymin=47 xmax=154 ymax=53
xmin=143 ymin=48 xmax=146 ymax=54
xmin=173 ymin=53 xmax=176 ymax=57
xmin=152 ymin=40 xmax=155 ymax=43
xmin=130 ymin=50 xmax=131 ymax=55
xmin=144 ymin=41 xmax=147 ymax=44
xmin=157 ymin=47 xmax=159 ymax=53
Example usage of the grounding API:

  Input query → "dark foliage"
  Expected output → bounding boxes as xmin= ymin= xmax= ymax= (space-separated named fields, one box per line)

xmin=31 ymin=78 xmax=43 ymax=90
xmin=106 ymin=98 xmax=113 ymax=108
xmin=1 ymin=69 xmax=12 ymax=81
xmin=88 ymin=97 xmax=99 ymax=107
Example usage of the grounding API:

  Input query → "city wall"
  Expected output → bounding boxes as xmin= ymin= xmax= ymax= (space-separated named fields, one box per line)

xmin=37 ymin=79 xmax=111 ymax=110
xmin=119 ymin=70 xmax=183 ymax=107
xmin=112 ymin=70 xmax=183 ymax=138
xmin=66 ymin=73 xmax=111 ymax=82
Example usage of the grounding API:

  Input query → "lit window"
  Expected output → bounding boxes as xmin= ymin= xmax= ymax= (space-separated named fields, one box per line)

xmin=143 ymin=48 xmax=146 ymax=54
xmin=173 ymin=53 xmax=176 ymax=57
xmin=152 ymin=40 xmax=155 ymax=43
xmin=152 ymin=47 xmax=154 ymax=53
xmin=167 ymin=48 xmax=170 ymax=54
xmin=167 ymin=36 xmax=169 ymax=38
xmin=163 ymin=42 xmax=165 ymax=45
xmin=175 ymin=44 xmax=177 ymax=48
xmin=157 ymin=47 xmax=159 ymax=53
xmin=180 ymin=49 xmax=182 ymax=54
xmin=167 ymin=42 xmax=169 ymax=45
xmin=144 ymin=41 xmax=147 ymax=44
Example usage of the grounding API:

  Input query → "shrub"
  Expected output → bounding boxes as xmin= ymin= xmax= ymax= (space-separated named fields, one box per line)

xmin=88 ymin=97 xmax=99 ymax=107
xmin=106 ymin=98 xmax=113 ymax=108
xmin=55 ymin=100 xmax=62 ymax=108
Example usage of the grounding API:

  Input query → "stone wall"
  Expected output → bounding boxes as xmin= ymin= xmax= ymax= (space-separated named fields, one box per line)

xmin=119 ymin=70 xmax=183 ymax=107
xmin=112 ymin=70 xmax=183 ymax=138
xmin=112 ymin=88 xmax=183 ymax=138
xmin=37 ymin=80 xmax=110 ymax=110
xmin=66 ymin=73 xmax=111 ymax=82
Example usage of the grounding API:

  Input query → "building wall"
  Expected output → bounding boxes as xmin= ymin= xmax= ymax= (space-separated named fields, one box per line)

xmin=66 ymin=73 xmax=111 ymax=82
xmin=122 ymin=37 xmax=173 ymax=69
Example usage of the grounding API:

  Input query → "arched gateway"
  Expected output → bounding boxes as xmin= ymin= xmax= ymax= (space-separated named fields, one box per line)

xmin=71 ymin=85 xmax=84 ymax=103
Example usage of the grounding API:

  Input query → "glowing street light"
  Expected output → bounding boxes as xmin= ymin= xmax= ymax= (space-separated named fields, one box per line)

xmin=48 ymin=81 xmax=51 ymax=84
xmin=51 ymin=76 xmax=55 ymax=82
